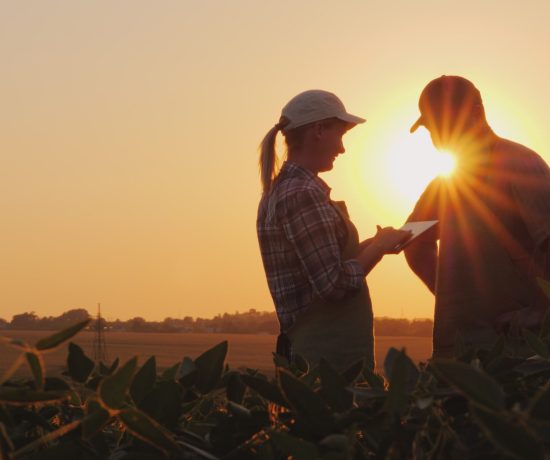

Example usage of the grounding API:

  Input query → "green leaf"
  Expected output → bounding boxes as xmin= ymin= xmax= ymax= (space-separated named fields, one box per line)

xmin=10 ymin=419 xmax=82 ymax=459
xmin=139 ymin=381 xmax=183 ymax=428
xmin=341 ymin=360 xmax=363 ymax=385
xmin=119 ymin=408 xmax=179 ymax=454
xmin=0 ymin=337 xmax=29 ymax=350
xmin=224 ymin=371 xmax=246 ymax=404
xmin=0 ymin=353 xmax=26 ymax=385
xmin=0 ymin=388 xmax=69 ymax=405
xmin=430 ymin=360 xmax=505 ymax=411
xmin=23 ymin=439 xmax=88 ymax=460
xmin=99 ymin=358 xmax=119 ymax=376
xmin=241 ymin=374 xmax=288 ymax=407
xmin=300 ymin=365 xmax=320 ymax=388
xmin=278 ymin=369 xmax=333 ymax=435
xmin=362 ymin=366 xmax=385 ymax=390
xmin=319 ymin=433 xmax=349 ymax=452
xmin=319 ymin=358 xmax=353 ymax=412
xmin=486 ymin=335 xmax=505 ymax=362
xmin=227 ymin=400 xmax=251 ymax=418
xmin=99 ymin=356 xmax=138 ymax=409
xmin=485 ymin=354 xmax=524 ymax=376
xmin=384 ymin=347 xmax=419 ymax=390
xmin=130 ymin=356 xmax=157 ymax=405
xmin=351 ymin=387 xmax=387 ymax=404
xmin=177 ymin=440 xmax=220 ymax=460
xmin=383 ymin=349 xmax=410 ymax=416
xmin=67 ymin=342 xmax=94 ymax=383
xmin=256 ymin=442 xmax=275 ymax=460
xmin=34 ymin=319 xmax=90 ymax=350
xmin=383 ymin=347 xmax=400 ymax=379
xmin=293 ymin=354 xmax=310 ymax=374
xmin=160 ymin=363 xmax=179 ymax=381
xmin=269 ymin=431 xmax=318 ymax=460
xmin=98 ymin=361 xmax=110 ymax=375
xmin=529 ymin=382 xmax=550 ymax=421
xmin=471 ymin=404 xmax=544 ymax=460
xmin=177 ymin=357 xmax=197 ymax=387
xmin=82 ymin=399 xmax=111 ymax=440
xmin=25 ymin=352 xmax=44 ymax=390
xmin=44 ymin=377 xmax=71 ymax=391
xmin=194 ymin=341 xmax=228 ymax=393
xmin=514 ymin=358 xmax=550 ymax=377
xmin=272 ymin=352 xmax=290 ymax=369
xmin=108 ymin=357 xmax=120 ymax=374
xmin=524 ymin=329 xmax=549 ymax=358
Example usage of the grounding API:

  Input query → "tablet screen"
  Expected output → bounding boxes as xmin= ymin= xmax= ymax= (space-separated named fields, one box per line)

xmin=394 ymin=220 xmax=438 ymax=251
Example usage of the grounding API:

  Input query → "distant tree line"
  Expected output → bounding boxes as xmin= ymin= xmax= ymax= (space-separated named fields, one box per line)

xmin=0 ymin=308 xmax=433 ymax=336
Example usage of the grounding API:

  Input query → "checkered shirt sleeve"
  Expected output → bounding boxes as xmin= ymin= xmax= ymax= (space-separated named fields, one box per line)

xmin=281 ymin=187 xmax=365 ymax=302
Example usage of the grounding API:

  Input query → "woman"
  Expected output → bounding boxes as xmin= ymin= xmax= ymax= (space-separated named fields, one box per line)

xmin=257 ymin=90 xmax=410 ymax=371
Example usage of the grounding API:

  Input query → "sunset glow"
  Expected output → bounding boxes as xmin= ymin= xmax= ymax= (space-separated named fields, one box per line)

xmin=0 ymin=2 xmax=549 ymax=322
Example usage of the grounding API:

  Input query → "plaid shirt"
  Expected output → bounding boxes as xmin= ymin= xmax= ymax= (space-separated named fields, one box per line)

xmin=257 ymin=162 xmax=365 ymax=332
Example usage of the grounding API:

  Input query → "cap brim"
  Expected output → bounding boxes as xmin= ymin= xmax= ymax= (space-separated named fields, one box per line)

xmin=338 ymin=112 xmax=366 ymax=126
xmin=410 ymin=116 xmax=423 ymax=133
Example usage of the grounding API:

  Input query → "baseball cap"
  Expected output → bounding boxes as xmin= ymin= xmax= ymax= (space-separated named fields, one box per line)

xmin=281 ymin=90 xmax=365 ymax=132
xmin=410 ymin=76 xmax=483 ymax=133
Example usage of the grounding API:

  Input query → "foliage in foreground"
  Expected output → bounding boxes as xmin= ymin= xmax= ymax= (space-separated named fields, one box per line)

xmin=2 ymin=286 xmax=550 ymax=459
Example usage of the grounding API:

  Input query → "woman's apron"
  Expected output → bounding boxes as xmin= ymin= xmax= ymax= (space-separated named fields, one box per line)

xmin=287 ymin=201 xmax=375 ymax=372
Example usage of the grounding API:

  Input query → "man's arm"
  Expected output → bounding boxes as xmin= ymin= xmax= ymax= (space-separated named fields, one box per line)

xmin=404 ymin=240 xmax=437 ymax=294
xmin=403 ymin=178 xmax=442 ymax=295
xmin=495 ymin=151 xmax=550 ymax=332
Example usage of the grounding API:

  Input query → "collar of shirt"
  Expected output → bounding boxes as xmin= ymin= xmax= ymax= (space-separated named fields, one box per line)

xmin=278 ymin=161 xmax=332 ymax=198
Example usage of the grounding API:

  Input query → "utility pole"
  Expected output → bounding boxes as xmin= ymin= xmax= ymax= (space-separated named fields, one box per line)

xmin=92 ymin=303 xmax=108 ymax=364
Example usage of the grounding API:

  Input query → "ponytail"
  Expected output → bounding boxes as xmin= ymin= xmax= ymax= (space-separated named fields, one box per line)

xmin=258 ymin=116 xmax=289 ymax=194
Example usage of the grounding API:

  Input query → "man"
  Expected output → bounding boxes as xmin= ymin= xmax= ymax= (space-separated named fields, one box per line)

xmin=405 ymin=75 xmax=550 ymax=357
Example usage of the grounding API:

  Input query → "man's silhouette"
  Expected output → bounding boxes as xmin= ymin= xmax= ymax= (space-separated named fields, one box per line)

xmin=405 ymin=75 xmax=550 ymax=357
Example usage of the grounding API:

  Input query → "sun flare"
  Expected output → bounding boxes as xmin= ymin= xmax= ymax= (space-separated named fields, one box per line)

xmin=383 ymin=129 xmax=456 ymax=207
xmin=432 ymin=150 xmax=457 ymax=177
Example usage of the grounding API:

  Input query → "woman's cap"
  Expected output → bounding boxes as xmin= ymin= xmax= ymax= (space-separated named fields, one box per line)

xmin=410 ymin=76 xmax=483 ymax=133
xmin=281 ymin=90 xmax=366 ymax=132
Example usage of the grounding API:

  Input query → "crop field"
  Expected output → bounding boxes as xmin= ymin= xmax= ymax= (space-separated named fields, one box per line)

xmin=6 ymin=326 xmax=547 ymax=458
xmin=0 ymin=330 xmax=432 ymax=377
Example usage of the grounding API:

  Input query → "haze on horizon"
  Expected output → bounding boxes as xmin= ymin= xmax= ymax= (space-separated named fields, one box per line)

xmin=1 ymin=1 xmax=549 ymax=321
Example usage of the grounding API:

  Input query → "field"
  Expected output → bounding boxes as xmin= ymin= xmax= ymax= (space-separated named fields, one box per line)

xmin=0 ymin=330 xmax=432 ymax=377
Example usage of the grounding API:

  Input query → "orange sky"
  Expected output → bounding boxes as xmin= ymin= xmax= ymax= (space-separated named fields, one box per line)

xmin=1 ymin=1 xmax=549 ymax=321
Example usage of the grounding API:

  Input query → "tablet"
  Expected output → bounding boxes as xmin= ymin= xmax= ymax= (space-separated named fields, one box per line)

xmin=393 ymin=220 xmax=438 ymax=251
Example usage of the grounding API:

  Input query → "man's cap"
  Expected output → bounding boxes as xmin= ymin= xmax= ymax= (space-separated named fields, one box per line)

xmin=410 ymin=76 xmax=483 ymax=133
xmin=281 ymin=90 xmax=366 ymax=132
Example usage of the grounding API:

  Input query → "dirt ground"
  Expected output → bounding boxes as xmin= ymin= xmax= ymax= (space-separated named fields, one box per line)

xmin=0 ymin=330 xmax=432 ymax=377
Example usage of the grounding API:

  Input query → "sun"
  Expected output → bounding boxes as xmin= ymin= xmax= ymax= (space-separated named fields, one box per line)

xmin=382 ymin=128 xmax=456 ymax=207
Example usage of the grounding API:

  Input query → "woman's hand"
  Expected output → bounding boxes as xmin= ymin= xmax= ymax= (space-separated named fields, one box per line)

xmin=372 ymin=225 xmax=412 ymax=254
xmin=356 ymin=226 xmax=412 ymax=275
xmin=358 ymin=236 xmax=375 ymax=250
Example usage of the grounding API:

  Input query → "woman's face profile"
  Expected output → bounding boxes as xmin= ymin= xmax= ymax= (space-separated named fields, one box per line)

xmin=315 ymin=121 xmax=348 ymax=172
